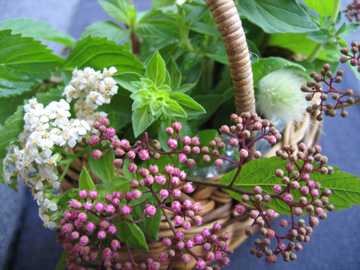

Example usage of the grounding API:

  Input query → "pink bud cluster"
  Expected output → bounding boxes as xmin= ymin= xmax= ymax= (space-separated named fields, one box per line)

xmin=301 ymin=45 xmax=360 ymax=120
xmin=161 ymin=222 xmax=232 ymax=269
xmin=344 ymin=1 xmax=360 ymax=22
xmin=234 ymin=143 xmax=334 ymax=263
xmin=218 ymin=112 xmax=281 ymax=160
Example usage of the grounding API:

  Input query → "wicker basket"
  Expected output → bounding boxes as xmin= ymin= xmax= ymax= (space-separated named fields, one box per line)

xmin=59 ymin=0 xmax=322 ymax=268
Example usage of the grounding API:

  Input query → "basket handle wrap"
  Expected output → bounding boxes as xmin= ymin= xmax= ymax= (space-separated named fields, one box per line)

xmin=205 ymin=0 xmax=255 ymax=115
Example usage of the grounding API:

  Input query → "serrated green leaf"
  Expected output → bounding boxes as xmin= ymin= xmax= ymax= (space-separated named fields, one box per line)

xmin=88 ymin=149 xmax=115 ymax=186
xmin=237 ymin=0 xmax=318 ymax=33
xmin=132 ymin=104 xmax=155 ymax=137
xmin=61 ymin=36 xmax=143 ymax=73
xmin=55 ymin=250 xmax=69 ymax=270
xmin=302 ymin=0 xmax=336 ymax=18
xmin=0 ymin=30 xmax=62 ymax=97
xmin=164 ymin=99 xmax=187 ymax=118
xmin=190 ymin=22 xmax=220 ymax=36
xmin=204 ymin=42 xmax=228 ymax=65
xmin=115 ymin=221 xmax=148 ymax=251
xmin=98 ymin=0 xmax=136 ymax=24
xmin=113 ymin=72 xmax=143 ymax=93
xmin=0 ymin=18 xmax=76 ymax=47
xmin=152 ymin=0 xmax=176 ymax=8
xmin=79 ymin=167 xmax=96 ymax=191
xmin=312 ymin=169 xmax=360 ymax=210
xmin=252 ymin=57 xmax=306 ymax=85
xmin=80 ymin=21 xmax=130 ymax=43
xmin=307 ymin=28 xmax=331 ymax=43
xmin=112 ymin=176 xmax=129 ymax=185
xmin=169 ymin=92 xmax=205 ymax=116
xmin=167 ymin=58 xmax=181 ymax=91
xmin=336 ymin=23 xmax=360 ymax=37
xmin=145 ymin=51 xmax=167 ymax=87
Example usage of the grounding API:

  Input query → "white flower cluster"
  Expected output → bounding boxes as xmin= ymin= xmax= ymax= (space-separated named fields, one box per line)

xmin=3 ymin=66 xmax=118 ymax=228
xmin=64 ymin=67 xmax=118 ymax=127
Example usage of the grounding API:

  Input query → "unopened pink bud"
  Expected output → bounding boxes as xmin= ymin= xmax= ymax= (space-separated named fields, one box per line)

xmin=100 ymin=117 xmax=110 ymax=126
xmin=213 ymin=222 xmax=222 ymax=232
xmin=172 ymin=122 xmax=182 ymax=132
xmin=273 ymin=184 xmax=282 ymax=193
xmin=283 ymin=193 xmax=293 ymax=202
xmin=236 ymin=204 xmax=246 ymax=213
xmin=86 ymin=221 xmax=96 ymax=232
xmin=194 ymin=216 xmax=203 ymax=225
xmin=175 ymin=231 xmax=184 ymax=240
xmin=191 ymin=136 xmax=200 ymax=146
xmin=78 ymin=212 xmax=87 ymax=221
xmin=186 ymin=240 xmax=194 ymax=248
xmin=186 ymin=158 xmax=196 ymax=169
xmin=139 ymin=150 xmax=150 ymax=160
xmin=172 ymin=189 xmax=181 ymax=198
xmin=89 ymin=190 xmax=98 ymax=200
xmin=311 ymin=188 xmax=319 ymax=197
xmin=167 ymin=138 xmax=178 ymax=149
xmin=178 ymin=153 xmax=187 ymax=163
xmin=170 ymin=176 xmax=180 ymax=186
xmin=94 ymin=202 xmax=105 ymax=212
xmin=174 ymin=215 xmax=184 ymax=226
xmin=162 ymin=238 xmax=171 ymax=246
xmin=215 ymin=159 xmax=223 ymax=168
xmin=197 ymin=259 xmax=206 ymax=269
xmin=184 ymin=182 xmax=194 ymax=193
xmin=182 ymin=136 xmax=192 ymax=145
xmin=128 ymin=162 xmax=137 ymax=173
xmin=98 ymin=230 xmax=106 ymax=239
xmin=145 ymin=204 xmax=156 ymax=217
xmin=84 ymin=202 xmax=93 ymax=211
xmin=155 ymin=175 xmax=166 ymax=185
xmin=202 ymin=228 xmax=211 ymax=237
xmin=194 ymin=234 xmax=203 ymax=244
xmin=159 ymin=189 xmax=169 ymax=199
xmin=80 ymin=235 xmax=89 ymax=245
xmin=92 ymin=149 xmax=102 ymax=159
xmin=108 ymin=224 xmax=117 ymax=235
xmin=171 ymin=201 xmax=181 ymax=212
xmin=120 ymin=139 xmax=130 ymax=150
xmin=165 ymin=127 xmax=174 ymax=136
xmin=239 ymin=149 xmax=248 ymax=158
xmin=111 ymin=239 xmax=121 ymax=250
xmin=71 ymin=231 xmax=79 ymax=240
xmin=268 ymin=135 xmax=277 ymax=144
xmin=182 ymin=254 xmax=191 ymax=263
xmin=106 ymin=127 xmax=116 ymax=137
xmin=164 ymin=165 xmax=174 ymax=175
xmin=106 ymin=205 xmax=115 ymax=214
xmin=149 ymin=165 xmax=159 ymax=174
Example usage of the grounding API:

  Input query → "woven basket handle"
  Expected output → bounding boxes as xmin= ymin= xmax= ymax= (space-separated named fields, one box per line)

xmin=205 ymin=0 xmax=255 ymax=115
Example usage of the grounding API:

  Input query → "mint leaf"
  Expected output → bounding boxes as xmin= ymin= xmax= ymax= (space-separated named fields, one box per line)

xmin=55 ymin=250 xmax=69 ymax=270
xmin=61 ymin=36 xmax=143 ymax=73
xmin=0 ymin=18 xmax=76 ymax=47
xmin=164 ymin=99 xmax=187 ymax=118
xmin=88 ymin=149 xmax=115 ymax=186
xmin=169 ymin=92 xmax=205 ymax=117
xmin=145 ymin=51 xmax=166 ymax=87
xmin=237 ymin=0 xmax=318 ymax=33
xmin=98 ymin=0 xmax=136 ymax=25
xmin=80 ymin=21 xmax=130 ymax=43
xmin=115 ymin=221 xmax=148 ymax=251
xmin=0 ymin=30 xmax=62 ymax=97
xmin=79 ymin=167 xmax=96 ymax=191
xmin=167 ymin=58 xmax=182 ymax=91
xmin=302 ymin=0 xmax=336 ymax=18
xmin=132 ymin=104 xmax=155 ymax=138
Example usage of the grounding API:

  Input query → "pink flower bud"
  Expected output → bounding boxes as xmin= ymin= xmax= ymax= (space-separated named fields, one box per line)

xmin=202 ymin=228 xmax=211 ymax=237
xmin=80 ymin=235 xmax=89 ymax=246
xmin=171 ymin=201 xmax=181 ymax=212
xmin=108 ymin=224 xmax=117 ymax=235
xmin=170 ymin=176 xmax=180 ymax=186
xmin=283 ymin=193 xmax=293 ymax=202
xmin=71 ymin=231 xmax=79 ymax=240
xmin=159 ymin=252 xmax=168 ymax=262
xmin=164 ymin=165 xmax=174 ymax=175
xmin=268 ymin=135 xmax=277 ymax=144
xmin=149 ymin=165 xmax=159 ymax=174
xmin=286 ymin=162 xmax=294 ymax=171
xmin=167 ymin=138 xmax=178 ymax=149
xmin=206 ymin=251 xmax=215 ymax=261
xmin=215 ymin=159 xmax=223 ymax=168
xmin=194 ymin=216 xmax=203 ymax=225
xmin=120 ymin=139 xmax=130 ymax=150
xmin=139 ymin=150 xmax=150 ymax=160
xmin=127 ymin=151 xmax=136 ymax=159
xmin=145 ymin=175 xmax=154 ymax=185
xmin=197 ymin=259 xmax=206 ymax=269
xmin=186 ymin=240 xmax=194 ymax=248
xmin=184 ymin=182 xmax=195 ymax=193
xmin=191 ymin=136 xmax=200 ymax=146
xmin=309 ymin=216 xmax=319 ymax=227
xmin=114 ymin=148 xmax=125 ymax=156
xmin=121 ymin=205 xmax=131 ymax=215
xmin=165 ymin=127 xmax=174 ymax=136
xmin=172 ymin=189 xmax=181 ymax=198
xmin=130 ymin=179 xmax=139 ymax=188
xmin=86 ymin=221 xmax=96 ymax=232
xmin=128 ymin=162 xmax=137 ymax=173
xmin=89 ymin=190 xmax=98 ymax=200
xmin=84 ymin=202 xmax=93 ymax=211
xmin=106 ymin=127 xmax=116 ymax=137
xmin=159 ymin=189 xmax=169 ymax=199
xmin=273 ymin=184 xmax=282 ymax=193
xmin=100 ymin=117 xmax=110 ymax=126
xmin=307 ymin=180 xmax=316 ymax=188
xmin=236 ymin=204 xmax=246 ymax=214
xmin=92 ymin=149 xmax=102 ymax=159
xmin=154 ymin=175 xmax=166 ymax=185
xmin=175 ymin=231 xmax=184 ymax=240
xmin=78 ymin=212 xmax=87 ymax=221
xmin=98 ymin=230 xmax=107 ymax=239
xmin=182 ymin=221 xmax=191 ymax=230
xmin=94 ymin=202 xmax=105 ymax=212
xmin=112 ymin=138 xmax=121 ymax=148
xmin=93 ymin=121 xmax=101 ymax=129
xmin=266 ymin=209 xmax=276 ymax=217
xmin=220 ymin=125 xmax=230 ymax=133
xmin=230 ymin=138 xmax=239 ymax=147
xmin=106 ymin=205 xmax=115 ymax=214
xmin=145 ymin=204 xmax=156 ymax=217
xmin=178 ymin=153 xmax=188 ymax=163
xmin=203 ymin=243 xmax=211 ymax=250
xmin=132 ymin=190 xmax=142 ymax=199
xmin=162 ymin=238 xmax=171 ymax=246
xmin=89 ymin=136 xmax=100 ymax=147
xmin=182 ymin=136 xmax=191 ymax=145
xmin=186 ymin=158 xmax=196 ymax=169
xmin=179 ymin=171 xmax=187 ymax=180
xmin=174 ymin=215 xmax=184 ymax=226
xmin=182 ymin=254 xmax=191 ymax=263
xmin=213 ymin=222 xmax=222 ymax=232
xmin=111 ymin=239 xmax=120 ymax=250
xmin=183 ymin=199 xmax=192 ymax=209
xmin=311 ymin=188 xmax=319 ymax=197
xmin=214 ymin=250 xmax=222 ymax=260
xmin=113 ymin=159 xmax=123 ymax=168
xmin=239 ymin=149 xmax=249 ymax=158
xmin=194 ymin=234 xmax=203 ymax=244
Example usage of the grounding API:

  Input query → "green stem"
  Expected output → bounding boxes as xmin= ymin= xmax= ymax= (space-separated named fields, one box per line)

xmin=307 ymin=0 xmax=341 ymax=62
xmin=200 ymin=56 xmax=214 ymax=94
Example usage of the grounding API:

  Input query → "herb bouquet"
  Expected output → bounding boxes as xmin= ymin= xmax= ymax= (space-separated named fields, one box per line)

xmin=1 ymin=0 xmax=360 ymax=269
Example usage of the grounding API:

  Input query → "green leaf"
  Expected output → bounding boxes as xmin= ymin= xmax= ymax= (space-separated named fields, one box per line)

xmin=237 ymin=0 xmax=318 ymax=33
xmin=132 ymin=104 xmax=155 ymax=137
xmin=312 ymin=168 xmax=360 ymax=210
xmin=61 ymin=36 xmax=144 ymax=73
xmin=268 ymin=33 xmax=331 ymax=61
xmin=80 ymin=21 xmax=130 ymax=43
xmin=98 ymin=0 xmax=136 ymax=24
xmin=220 ymin=157 xmax=291 ymax=215
xmin=112 ymin=176 xmax=129 ymax=185
xmin=88 ymin=149 xmax=115 ymax=186
xmin=79 ymin=167 xmax=96 ymax=191
xmin=0 ymin=30 xmax=63 ymax=97
xmin=336 ymin=23 xmax=360 ymax=37
xmin=152 ymin=0 xmax=176 ymax=8
xmin=167 ymin=58 xmax=182 ymax=91
xmin=58 ymin=188 xmax=79 ymax=208
xmin=145 ymin=51 xmax=167 ymax=87
xmin=137 ymin=206 xmax=162 ymax=240
xmin=302 ymin=0 xmax=336 ymax=18
xmin=204 ymin=42 xmax=228 ymax=65
xmin=169 ymin=92 xmax=205 ymax=116
xmin=164 ymin=99 xmax=187 ymax=118
xmin=306 ymin=28 xmax=331 ymax=43
xmin=252 ymin=57 xmax=306 ymax=85
xmin=113 ymin=72 xmax=143 ymax=93
xmin=55 ymin=250 xmax=69 ymax=270
xmin=0 ymin=18 xmax=76 ymax=47
xmin=190 ymin=22 xmax=220 ymax=36
xmin=0 ymin=105 xmax=24 ymax=189
xmin=115 ymin=221 xmax=148 ymax=251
